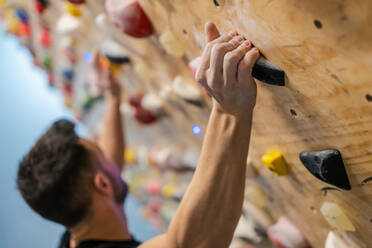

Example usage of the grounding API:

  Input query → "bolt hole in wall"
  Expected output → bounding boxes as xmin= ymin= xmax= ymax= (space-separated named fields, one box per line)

xmin=290 ymin=109 xmax=297 ymax=116
xmin=314 ymin=19 xmax=322 ymax=29
xmin=366 ymin=94 xmax=372 ymax=102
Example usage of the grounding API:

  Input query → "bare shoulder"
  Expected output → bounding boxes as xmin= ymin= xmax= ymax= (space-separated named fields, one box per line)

xmin=138 ymin=234 xmax=169 ymax=248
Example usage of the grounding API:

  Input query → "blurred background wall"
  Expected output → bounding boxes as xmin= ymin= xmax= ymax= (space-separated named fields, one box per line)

xmin=0 ymin=25 xmax=158 ymax=248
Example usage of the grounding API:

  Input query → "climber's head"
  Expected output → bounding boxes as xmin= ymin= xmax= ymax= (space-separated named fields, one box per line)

xmin=16 ymin=119 xmax=127 ymax=228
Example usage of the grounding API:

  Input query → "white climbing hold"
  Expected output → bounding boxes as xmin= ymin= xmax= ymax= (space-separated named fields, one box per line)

xmin=234 ymin=215 xmax=266 ymax=244
xmin=141 ymin=93 xmax=163 ymax=115
xmin=56 ymin=13 xmax=81 ymax=34
xmin=320 ymin=202 xmax=355 ymax=231
xmin=58 ymin=36 xmax=77 ymax=49
xmin=134 ymin=60 xmax=152 ymax=81
xmin=159 ymin=85 xmax=172 ymax=100
xmin=120 ymin=102 xmax=133 ymax=116
xmin=325 ymin=232 xmax=349 ymax=248
xmin=181 ymin=149 xmax=199 ymax=170
xmin=172 ymin=76 xmax=202 ymax=102
xmin=101 ymin=39 xmax=128 ymax=59
xmin=95 ymin=13 xmax=109 ymax=30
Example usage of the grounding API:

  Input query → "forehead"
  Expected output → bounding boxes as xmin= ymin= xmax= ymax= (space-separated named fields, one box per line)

xmin=79 ymin=138 xmax=99 ymax=152
xmin=78 ymin=138 xmax=107 ymax=167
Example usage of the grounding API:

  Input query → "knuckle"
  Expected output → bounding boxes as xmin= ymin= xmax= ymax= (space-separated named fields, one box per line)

xmin=195 ymin=71 xmax=206 ymax=84
xmin=205 ymin=42 xmax=214 ymax=51
xmin=211 ymin=43 xmax=225 ymax=55
xmin=226 ymin=53 xmax=239 ymax=63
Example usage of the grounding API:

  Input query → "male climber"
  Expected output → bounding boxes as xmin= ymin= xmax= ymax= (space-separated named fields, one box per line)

xmin=17 ymin=22 xmax=260 ymax=248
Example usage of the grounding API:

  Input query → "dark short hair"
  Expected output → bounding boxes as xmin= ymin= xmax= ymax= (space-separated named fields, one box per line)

xmin=17 ymin=119 xmax=94 ymax=227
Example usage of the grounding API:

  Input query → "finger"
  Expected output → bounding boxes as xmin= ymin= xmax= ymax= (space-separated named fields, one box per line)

xmin=205 ymin=22 xmax=220 ymax=42
xmin=223 ymin=41 xmax=252 ymax=85
xmin=209 ymin=36 xmax=244 ymax=83
xmin=196 ymin=32 xmax=237 ymax=86
xmin=238 ymin=47 xmax=260 ymax=82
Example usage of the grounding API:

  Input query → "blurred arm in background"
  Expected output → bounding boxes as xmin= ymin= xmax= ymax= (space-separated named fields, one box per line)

xmin=95 ymin=53 xmax=126 ymax=171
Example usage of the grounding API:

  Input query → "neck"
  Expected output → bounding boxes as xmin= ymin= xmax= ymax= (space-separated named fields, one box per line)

xmin=69 ymin=202 xmax=131 ymax=248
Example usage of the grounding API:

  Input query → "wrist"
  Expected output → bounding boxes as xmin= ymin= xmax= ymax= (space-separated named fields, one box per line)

xmin=107 ymin=96 xmax=121 ymax=106
xmin=212 ymin=104 xmax=254 ymax=122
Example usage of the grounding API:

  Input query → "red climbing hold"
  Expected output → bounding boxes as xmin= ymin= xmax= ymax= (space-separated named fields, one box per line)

xmin=105 ymin=0 xmax=153 ymax=38
xmin=39 ymin=29 xmax=52 ymax=47
xmin=17 ymin=23 xmax=31 ymax=37
xmin=129 ymin=94 xmax=158 ymax=124
xmin=35 ymin=1 xmax=46 ymax=14
xmin=134 ymin=107 xmax=158 ymax=124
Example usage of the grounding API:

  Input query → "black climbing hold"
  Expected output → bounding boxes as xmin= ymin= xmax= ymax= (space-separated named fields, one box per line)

xmin=184 ymin=99 xmax=204 ymax=108
xmin=252 ymin=56 xmax=285 ymax=86
xmin=314 ymin=19 xmax=322 ymax=29
xmin=213 ymin=0 xmax=220 ymax=7
xmin=299 ymin=149 xmax=351 ymax=190
xmin=366 ymin=94 xmax=372 ymax=102
xmin=106 ymin=55 xmax=131 ymax=65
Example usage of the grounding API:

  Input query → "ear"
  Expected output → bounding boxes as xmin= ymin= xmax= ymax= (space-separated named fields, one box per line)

xmin=205 ymin=22 xmax=220 ymax=43
xmin=93 ymin=172 xmax=113 ymax=197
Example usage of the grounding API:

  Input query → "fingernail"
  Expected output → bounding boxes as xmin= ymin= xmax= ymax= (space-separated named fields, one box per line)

xmin=243 ymin=41 xmax=251 ymax=46
xmin=235 ymin=36 xmax=244 ymax=42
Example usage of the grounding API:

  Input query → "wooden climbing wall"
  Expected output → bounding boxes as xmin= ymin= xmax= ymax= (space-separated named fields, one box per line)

xmin=2 ymin=0 xmax=372 ymax=247
xmin=116 ymin=1 xmax=372 ymax=246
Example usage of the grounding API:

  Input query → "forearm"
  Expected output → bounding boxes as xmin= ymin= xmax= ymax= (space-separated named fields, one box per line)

xmin=99 ymin=99 xmax=125 ymax=170
xmin=167 ymin=106 xmax=253 ymax=248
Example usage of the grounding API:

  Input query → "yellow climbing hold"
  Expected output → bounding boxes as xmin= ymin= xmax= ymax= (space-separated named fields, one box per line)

xmin=134 ymin=60 xmax=151 ymax=82
xmin=321 ymin=202 xmax=355 ymax=231
xmin=261 ymin=151 xmax=289 ymax=176
xmin=64 ymin=96 xmax=72 ymax=108
xmin=65 ymin=2 xmax=82 ymax=17
xmin=162 ymin=184 xmax=176 ymax=198
xmin=159 ymin=31 xmax=185 ymax=58
xmin=109 ymin=62 xmax=122 ymax=73
xmin=124 ymin=147 xmax=137 ymax=165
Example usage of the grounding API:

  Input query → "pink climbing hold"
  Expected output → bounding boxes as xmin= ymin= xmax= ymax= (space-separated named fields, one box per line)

xmin=67 ymin=0 xmax=85 ymax=4
xmin=105 ymin=0 xmax=153 ymax=38
xmin=267 ymin=217 xmax=311 ymax=248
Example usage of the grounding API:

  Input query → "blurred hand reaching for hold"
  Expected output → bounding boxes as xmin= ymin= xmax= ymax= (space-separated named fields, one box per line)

xmin=93 ymin=52 xmax=122 ymax=103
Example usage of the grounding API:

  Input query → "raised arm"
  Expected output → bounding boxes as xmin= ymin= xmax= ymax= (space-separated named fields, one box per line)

xmin=140 ymin=22 xmax=259 ymax=248
xmin=95 ymin=54 xmax=125 ymax=171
